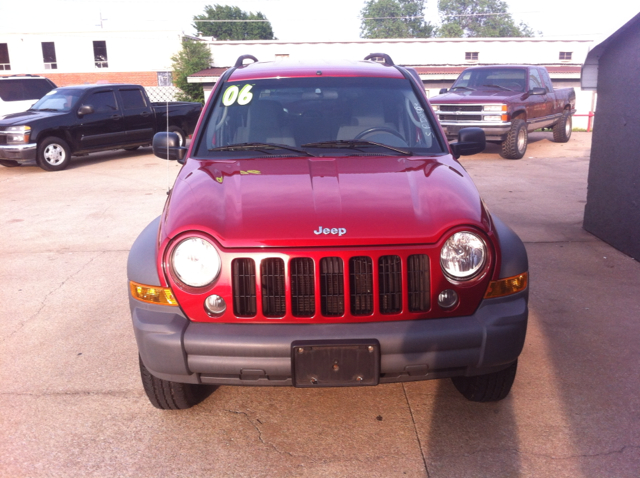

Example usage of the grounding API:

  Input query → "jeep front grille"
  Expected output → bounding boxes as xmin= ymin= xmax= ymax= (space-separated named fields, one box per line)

xmin=261 ymin=258 xmax=286 ymax=317
xmin=232 ymin=258 xmax=257 ymax=317
xmin=290 ymin=257 xmax=315 ymax=317
xmin=230 ymin=254 xmax=431 ymax=319
xmin=320 ymin=257 xmax=345 ymax=317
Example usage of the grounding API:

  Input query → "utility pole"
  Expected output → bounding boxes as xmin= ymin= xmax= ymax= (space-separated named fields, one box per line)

xmin=96 ymin=12 xmax=108 ymax=29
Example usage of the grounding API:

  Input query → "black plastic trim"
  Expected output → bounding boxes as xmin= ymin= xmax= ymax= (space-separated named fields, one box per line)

xmin=491 ymin=214 xmax=529 ymax=279
xmin=127 ymin=216 xmax=161 ymax=286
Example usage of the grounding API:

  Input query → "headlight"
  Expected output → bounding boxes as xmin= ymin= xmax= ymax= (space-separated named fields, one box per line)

xmin=431 ymin=104 xmax=439 ymax=112
xmin=6 ymin=125 xmax=31 ymax=144
xmin=440 ymin=232 xmax=487 ymax=280
xmin=171 ymin=237 xmax=221 ymax=288
xmin=483 ymin=104 xmax=506 ymax=112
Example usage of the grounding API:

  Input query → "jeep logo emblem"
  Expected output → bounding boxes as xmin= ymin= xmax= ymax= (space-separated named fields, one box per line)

xmin=314 ymin=226 xmax=347 ymax=236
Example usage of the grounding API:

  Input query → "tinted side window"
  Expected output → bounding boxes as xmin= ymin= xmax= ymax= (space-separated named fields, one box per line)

xmin=0 ymin=79 xmax=52 ymax=101
xmin=86 ymin=90 xmax=118 ymax=112
xmin=120 ymin=89 xmax=147 ymax=109
xmin=529 ymin=69 xmax=544 ymax=89
xmin=539 ymin=68 xmax=554 ymax=92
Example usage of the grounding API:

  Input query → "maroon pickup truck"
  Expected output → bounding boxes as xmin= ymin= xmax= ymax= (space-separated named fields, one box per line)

xmin=430 ymin=65 xmax=576 ymax=159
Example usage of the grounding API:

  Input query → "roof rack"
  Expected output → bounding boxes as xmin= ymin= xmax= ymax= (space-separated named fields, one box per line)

xmin=364 ymin=53 xmax=395 ymax=66
xmin=234 ymin=55 xmax=258 ymax=68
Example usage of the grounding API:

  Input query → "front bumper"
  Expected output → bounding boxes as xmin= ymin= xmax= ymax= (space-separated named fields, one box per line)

xmin=131 ymin=289 xmax=528 ymax=386
xmin=0 ymin=143 xmax=37 ymax=161
xmin=441 ymin=123 xmax=512 ymax=142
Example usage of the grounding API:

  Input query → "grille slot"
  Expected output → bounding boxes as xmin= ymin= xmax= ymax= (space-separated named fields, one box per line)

xmin=439 ymin=114 xmax=483 ymax=121
xmin=349 ymin=256 xmax=373 ymax=316
xmin=407 ymin=254 xmax=430 ymax=312
xmin=440 ymin=105 xmax=482 ymax=112
xmin=261 ymin=258 xmax=286 ymax=317
xmin=379 ymin=255 xmax=402 ymax=314
xmin=290 ymin=258 xmax=315 ymax=317
xmin=232 ymin=259 xmax=256 ymax=317
xmin=320 ymin=257 xmax=344 ymax=317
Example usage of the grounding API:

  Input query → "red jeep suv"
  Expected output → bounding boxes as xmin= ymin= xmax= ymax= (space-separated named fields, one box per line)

xmin=127 ymin=54 xmax=529 ymax=409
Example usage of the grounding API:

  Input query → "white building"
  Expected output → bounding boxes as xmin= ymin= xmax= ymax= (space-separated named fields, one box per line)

xmin=0 ymin=30 xmax=184 ymax=101
xmin=189 ymin=38 xmax=595 ymax=129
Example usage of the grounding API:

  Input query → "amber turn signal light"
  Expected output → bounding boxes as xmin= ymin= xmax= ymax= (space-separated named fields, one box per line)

xmin=130 ymin=281 xmax=178 ymax=306
xmin=484 ymin=272 xmax=528 ymax=299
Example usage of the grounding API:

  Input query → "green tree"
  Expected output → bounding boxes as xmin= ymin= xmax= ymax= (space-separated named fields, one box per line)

xmin=437 ymin=0 xmax=534 ymax=37
xmin=193 ymin=4 xmax=275 ymax=40
xmin=171 ymin=39 xmax=212 ymax=103
xmin=360 ymin=0 xmax=435 ymax=39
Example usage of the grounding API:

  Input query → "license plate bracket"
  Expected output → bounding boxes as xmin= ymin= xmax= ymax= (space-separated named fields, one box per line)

xmin=291 ymin=339 xmax=380 ymax=388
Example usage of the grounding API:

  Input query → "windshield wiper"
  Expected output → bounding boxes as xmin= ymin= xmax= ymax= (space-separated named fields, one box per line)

xmin=482 ymin=84 xmax=512 ymax=91
xmin=451 ymin=86 xmax=475 ymax=91
xmin=209 ymin=142 xmax=315 ymax=157
xmin=33 ymin=108 xmax=61 ymax=112
xmin=302 ymin=140 xmax=412 ymax=156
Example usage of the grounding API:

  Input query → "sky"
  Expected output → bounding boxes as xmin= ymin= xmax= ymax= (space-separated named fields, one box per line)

xmin=1 ymin=0 xmax=638 ymax=44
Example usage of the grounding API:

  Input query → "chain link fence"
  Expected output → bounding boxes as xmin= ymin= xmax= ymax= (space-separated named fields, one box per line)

xmin=145 ymin=86 xmax=182 ymax=102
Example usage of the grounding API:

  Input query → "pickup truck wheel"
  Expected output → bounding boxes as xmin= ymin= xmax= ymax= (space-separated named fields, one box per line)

xmin=168 ymin=126 xmax=186 ymax=147
xmin=500 ymin=119 xmax=527 ymax=159
xmin=552 ymin=111 xmax=572 ymax=143
xmin=139 ymin=355 xmax=211 ymax=410
xmin=451 ymin=360 xmax=518 ymax=402
xmin=37 ymin=137 xmax=71 ymax=171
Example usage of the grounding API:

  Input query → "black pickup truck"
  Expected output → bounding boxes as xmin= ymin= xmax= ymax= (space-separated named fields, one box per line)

xmin=0 ymin=84 xmax=202 ymax=171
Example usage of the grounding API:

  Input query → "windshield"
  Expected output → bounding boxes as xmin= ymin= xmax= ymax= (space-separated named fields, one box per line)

xmin=194 ymin=76 xmax=444 ymax=158
xmin=453 ymin=68 xmax=526 ymax=92
xmin=30 ymin=88 xmax=83 ymax=112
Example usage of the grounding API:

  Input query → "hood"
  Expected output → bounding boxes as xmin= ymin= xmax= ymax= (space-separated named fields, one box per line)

xmin=0 ymin=109 xmax=66 ymax=125
xmin=161 ymin=155 xmax=487 ymax=248
xmin=431 ymin=89 xmax=524 ymax=103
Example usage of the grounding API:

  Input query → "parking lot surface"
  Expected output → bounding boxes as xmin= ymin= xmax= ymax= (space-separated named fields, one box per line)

xmin=1 ymin=132 xmax=639 ymax=477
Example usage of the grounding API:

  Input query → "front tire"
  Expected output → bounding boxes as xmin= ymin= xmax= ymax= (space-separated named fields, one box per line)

xmin=168 ymin=126 xmax=186 ymax=147
xmin=37 ymin=137 xmax=71 ymax=171
xmin=552 ymin=110 xmax=572 ymax=143
xmin=139 ymin=355 xmax=212 ymax=410
xmin=451 ymin=360 xmax=518 ymax=402
xmin=500 ymin=119 xmax=527 ymax=159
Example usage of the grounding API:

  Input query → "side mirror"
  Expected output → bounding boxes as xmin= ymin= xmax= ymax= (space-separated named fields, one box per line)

xmin=439 ymin=88 xmax=448 ymax=94
xmin=530 ymin=87 xmax=546 ymax=96
xmin=77 ymin=105 xmax=94 ymax=116
xmin=450 ymin=127 xmax=486 ymax=159
xmin=153 ymin=132 xmax=187 ymax=164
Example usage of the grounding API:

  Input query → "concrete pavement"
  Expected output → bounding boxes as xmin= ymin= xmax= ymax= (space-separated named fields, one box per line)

xmin=1 ymin=132 xmax=638 ymax=477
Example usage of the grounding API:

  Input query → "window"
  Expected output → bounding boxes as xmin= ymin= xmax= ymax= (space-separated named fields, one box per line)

xmin=84 ymin=90 xmax=118 ymax=113
xmin=157 ymin=72 xmax=172 ymax=87
xmin=0 ymin=43 xmax=10 ymax=70
xmin=42 ymin=42 xmax=57 ymax=70
xmin=465 ymin=52 xmax=479 ymax=61
xmin=119 ymin=89 xmax=147 ymax=109
xmin=93 ymin=41 xmax=108 ymax=68
xmin=559 ymin=52 xmax=572 ymax=61
xmin=529 ymin=69 xmax=544 ymax=89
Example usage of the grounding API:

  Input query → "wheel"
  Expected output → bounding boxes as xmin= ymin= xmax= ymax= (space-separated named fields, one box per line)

xmin=139 ymin=355 xmax=211 ymax=410
xmin=500 ymin=119 xmax=527 ymax=159
xmin=168 ymin=126 xmax=186 ymax=147
xmin=552 ymin=110 xmax=572 ymax=143
xmin=0 ymin=159 xmax=21 ymax=167
xmin=451 ymin=360 xmax=518 ymax=402
xmin=37 ymin=137 xmax=71 ymax=171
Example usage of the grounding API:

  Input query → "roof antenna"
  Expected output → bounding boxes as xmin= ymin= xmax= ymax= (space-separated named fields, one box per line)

xmin=96 ymin=12 xmax=108 ymax=29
